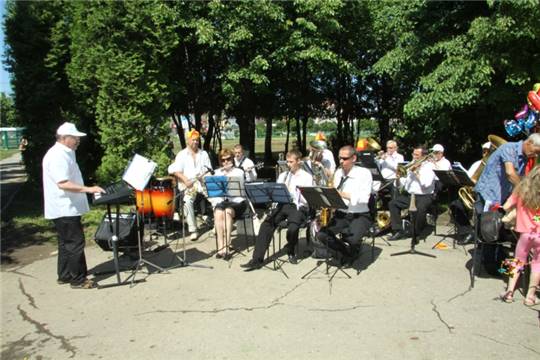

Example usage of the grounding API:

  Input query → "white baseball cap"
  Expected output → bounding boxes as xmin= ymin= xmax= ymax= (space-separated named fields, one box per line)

xmin=56 ymin=122 xmax=86 ymax=137
xmin=482 ymin=142 xmax=491 ymax=150
xmin=431 ymin=144 xmax=444 ymax=152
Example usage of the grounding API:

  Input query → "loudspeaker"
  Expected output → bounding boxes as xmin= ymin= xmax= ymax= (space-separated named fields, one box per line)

xmin=94 ymin=213 xmax=141 ymax=251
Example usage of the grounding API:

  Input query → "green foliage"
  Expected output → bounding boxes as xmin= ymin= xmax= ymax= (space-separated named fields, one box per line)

xmin=0 ymin=93 xmax=17 ymax=126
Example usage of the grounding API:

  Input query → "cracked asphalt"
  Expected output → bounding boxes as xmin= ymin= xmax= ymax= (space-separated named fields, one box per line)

xmin=2 ymin=223 xmax=539 ymax=360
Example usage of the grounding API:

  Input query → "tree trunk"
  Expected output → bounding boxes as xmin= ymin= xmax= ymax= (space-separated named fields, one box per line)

xmin=285 ymin=116 xmax=290 ymax=153
xmin=171 ymin=112 xmax=186 ymax=149
xmin=237 ymin=113 xmax=255 ymax=157
xmin=264 ymin=117 xmax=272 ymax=164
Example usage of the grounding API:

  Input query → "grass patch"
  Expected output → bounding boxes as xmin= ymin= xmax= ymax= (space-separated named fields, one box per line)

xmin=1 ymin=182 xmax=114 ymax=250
xmin=0 ymin=149 xmax=19 ymax=161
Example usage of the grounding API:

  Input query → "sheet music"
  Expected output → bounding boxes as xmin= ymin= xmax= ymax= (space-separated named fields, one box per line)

xmin=122 ymin=154 xmax=157 ymax=191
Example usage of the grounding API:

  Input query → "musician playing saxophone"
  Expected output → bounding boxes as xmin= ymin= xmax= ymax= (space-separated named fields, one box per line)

xmin=388 ymin=145 xmax=436 ymax=241
xmin=315 ymin=145 xmax=373 ymax=266
xmin=168 ymin=129 xmax=213 ymax=241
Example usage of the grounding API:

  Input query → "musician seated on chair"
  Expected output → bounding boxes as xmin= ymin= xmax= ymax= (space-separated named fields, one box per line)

xmin=241 ymin=150 xmax=313 ymax=271
xmin=449 ymin=142 xmax=491 ymax=244
xmin=210 ymin=149 xmax=247 ymax=260
xmin=168 ymin=129 xmax=213 ymax=241
xmin=233 ymin=144 xmax=257 ymax=182
xmin=388 ymin=145 xmax=436 ymax=241
xmin=315 ymin=145 xmax=373 ymax=266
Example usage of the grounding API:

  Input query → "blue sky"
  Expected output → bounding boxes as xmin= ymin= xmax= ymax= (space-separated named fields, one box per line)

xmin=0 ymin=0 xmax=11 ymax=95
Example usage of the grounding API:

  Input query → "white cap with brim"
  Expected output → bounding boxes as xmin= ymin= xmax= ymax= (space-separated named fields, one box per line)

xmin=482 ymin=142 xmax=491 ymax=150
xmin=431 ymin=144 xmax=444 ymax=152
xmin=56 ymin=122 xmax=86 ymax=137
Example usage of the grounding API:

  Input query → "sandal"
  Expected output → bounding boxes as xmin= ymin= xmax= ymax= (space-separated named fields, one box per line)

xmin=523 ymin=297 xmax=540 ymax=307
xmin=499 ymin=290 xmax=514 ymax=303
xmin=70 ymin=279 xmax=97 ymax=289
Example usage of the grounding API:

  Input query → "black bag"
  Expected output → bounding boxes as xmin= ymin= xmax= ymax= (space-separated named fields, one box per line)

xmin=480 ymin=211 xmax=503 ymax=243
xmin=94 ymin=213 xmax=141 ymax=251
xmin=482 ymin=244 xmax=508 ymax=277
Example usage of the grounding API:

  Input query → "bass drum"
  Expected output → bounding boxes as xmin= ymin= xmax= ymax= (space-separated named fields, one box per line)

xmin=135 ymin=177 xmax=175 ymax=219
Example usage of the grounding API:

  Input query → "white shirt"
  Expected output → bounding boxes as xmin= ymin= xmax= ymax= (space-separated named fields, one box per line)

xmin=432 ymin=156 xmax=451 ymax=180
xmin=168 ymin=147 xmax=212 ymax=189
xmin=467 ymin=160 xmax=482 ymax=178
xmin=403 ymin=161 xmax=436 ymax=195
xmin=321 ymin=149 xmax=336 ymax=172
xmin=42 ymin=142 xmax=90 ymax=219
xmin=277 ymin=168 xmax=313 ymax=209
xmin=207 ymin=167 xmax=245 ymax=206
xmin=377 ymin=152 xmax=405 ymax=180
xmin=334 ymin=166 xmax=372 ymax=214
xmin=234 ymin=156 xmax=257 ymax=182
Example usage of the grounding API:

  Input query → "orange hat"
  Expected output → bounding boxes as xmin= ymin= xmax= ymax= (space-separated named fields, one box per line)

xmin=356 ymin=138 xmax=368 ymax=151
xmin=187 ymin=129 xmax=200 ymax=139
xmin=314 ymin=131 xmax=326 ymax=141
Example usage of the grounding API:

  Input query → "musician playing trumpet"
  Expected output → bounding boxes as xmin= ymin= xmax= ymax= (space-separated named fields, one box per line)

xmin=388 ymin=145 xmax=436 ymax=241
xmin=168 ymin=129 xmax=213 ymax=241
xmin=315 ymin=146 xmax=373 ymax=266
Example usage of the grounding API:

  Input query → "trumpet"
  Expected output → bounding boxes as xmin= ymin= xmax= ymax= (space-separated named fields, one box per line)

xmin=396 ymin=152 xmax=436 ymax=177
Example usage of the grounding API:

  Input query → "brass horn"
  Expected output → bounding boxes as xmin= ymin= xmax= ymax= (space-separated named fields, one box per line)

xmin=309 ymin=140 xmax=327 ymax=150
xmin=375 ymin=211 xmax=391 ymax=230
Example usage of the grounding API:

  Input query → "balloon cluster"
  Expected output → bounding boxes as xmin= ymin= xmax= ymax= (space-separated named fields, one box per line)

xmin=504 ymin=83 xmax=540 ymax=137
xmin=498 ymin=258 xmax=526 ymax=278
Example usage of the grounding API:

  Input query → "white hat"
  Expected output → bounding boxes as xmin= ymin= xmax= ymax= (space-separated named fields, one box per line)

xmin=431 ymin=144 xmax=444 ymax=152
xmin=56 ymin=122 xmax=86 ymax=137
xmin=482 ymin=142 xmax=491 ymax=150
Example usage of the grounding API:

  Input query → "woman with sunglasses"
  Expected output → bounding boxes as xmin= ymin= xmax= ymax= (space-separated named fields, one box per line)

xmin=210 ymin=149 xmax=247 ymax=259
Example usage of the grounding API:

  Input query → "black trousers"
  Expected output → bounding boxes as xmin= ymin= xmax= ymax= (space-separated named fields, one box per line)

xmin=449 ymin=199 xmax=471 ymax=235
xmin=251 ymin=204 xmax=307 ymax=262
xmin=316 ymin=211 xmax=372 ymax=257
xmin=389 ymin=193 xmax=433 ymax=234
xmin=53 ymin=216 xmax=88 ymax=284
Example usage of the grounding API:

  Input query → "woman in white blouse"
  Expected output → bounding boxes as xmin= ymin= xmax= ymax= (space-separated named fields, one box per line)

xmin=210 ymin=149 xmax=246 ymax=259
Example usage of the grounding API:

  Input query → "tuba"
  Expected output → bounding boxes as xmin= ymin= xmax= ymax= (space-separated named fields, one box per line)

xmin=375 ymin=210 xmax=391 ymax=230
xmin=458 ymin=135 xmax=507 ymax=210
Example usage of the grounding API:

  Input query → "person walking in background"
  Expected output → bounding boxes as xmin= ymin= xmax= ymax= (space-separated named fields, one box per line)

xmin=42 ymin=122 xmax=104 ymax=289
xmin=500 ymin=165 xmax=540 ymax=306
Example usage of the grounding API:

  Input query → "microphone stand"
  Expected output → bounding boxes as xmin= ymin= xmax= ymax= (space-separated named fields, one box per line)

xmin=391 ymin=193 xmax=436 ymax=258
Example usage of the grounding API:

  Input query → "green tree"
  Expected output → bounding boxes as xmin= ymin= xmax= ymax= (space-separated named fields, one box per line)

xmin=0 ymin=93 xmax=17 ymax=126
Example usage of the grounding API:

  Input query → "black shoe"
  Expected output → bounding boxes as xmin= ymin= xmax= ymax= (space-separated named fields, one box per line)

xmin=389 ymin=230 xmax=408 ymax=241
xmin=288 ymin=254 xmax=298 ymax=265
xmin=240 ymin=259 xmax=263 ymax=271
xmin=457 ymin=233 xmax=474 ymax=245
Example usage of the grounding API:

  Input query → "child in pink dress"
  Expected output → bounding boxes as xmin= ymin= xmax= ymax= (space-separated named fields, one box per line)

xmin=501 ymin=165 xmax=540 ymax=306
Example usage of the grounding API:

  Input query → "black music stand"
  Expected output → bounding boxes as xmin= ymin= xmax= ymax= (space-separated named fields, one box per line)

xmin=391 ymin=194 xmax=436 ymax=258
xmin=166 ymin=188 xmax=213 ymax=271
xmin=121 ymin=155 xmax=168 ymax=286
xmin=245 ymin=182 xmax=293 ymax=277
xmin=297 ymin=186 xmax=352 ymax=281
xmin=204 ymin=176 xmax=246 ymax=263
xmin=431 ymin=167 xmax=475 ymax=249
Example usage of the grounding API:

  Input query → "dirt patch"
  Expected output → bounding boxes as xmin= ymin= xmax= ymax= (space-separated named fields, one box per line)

xmin=1 ymin=242 xmax=57 ymax=270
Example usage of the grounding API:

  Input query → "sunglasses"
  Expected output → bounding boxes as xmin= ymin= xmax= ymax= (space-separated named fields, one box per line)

xmin=339 ymin=156 xmax=353 ymax=161
xmin=221 ymin=157 xmax=233 ymax=162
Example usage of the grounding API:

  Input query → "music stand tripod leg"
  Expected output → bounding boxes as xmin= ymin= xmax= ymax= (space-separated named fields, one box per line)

xmin=391 ymin=210 xmax=436 ymax=258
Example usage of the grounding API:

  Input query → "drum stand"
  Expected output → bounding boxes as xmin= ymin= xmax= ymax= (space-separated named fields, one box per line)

xmin=125 ymin=195 xmax=168 ymax=287
xmin=167 ymin=191 xmax=213 ymax=270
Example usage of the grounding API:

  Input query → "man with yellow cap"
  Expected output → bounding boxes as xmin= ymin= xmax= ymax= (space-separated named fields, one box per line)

xmin=168 ymin=129 xmax=213 ymax=240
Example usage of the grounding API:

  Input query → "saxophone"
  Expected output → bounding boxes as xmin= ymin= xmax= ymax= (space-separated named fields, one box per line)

xmin=319 ymin=169 xmax=335 ymax=227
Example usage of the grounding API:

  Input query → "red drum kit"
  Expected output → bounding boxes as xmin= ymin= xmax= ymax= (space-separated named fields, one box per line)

xmin=135 ymin=177 xmax=176 ymax=219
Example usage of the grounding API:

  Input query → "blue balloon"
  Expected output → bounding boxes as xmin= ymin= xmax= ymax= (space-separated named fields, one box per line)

xmin=504 ymin=119 xmax=523 ymax=137
xmin=523 ymin=110 xmax=538 ymax=130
